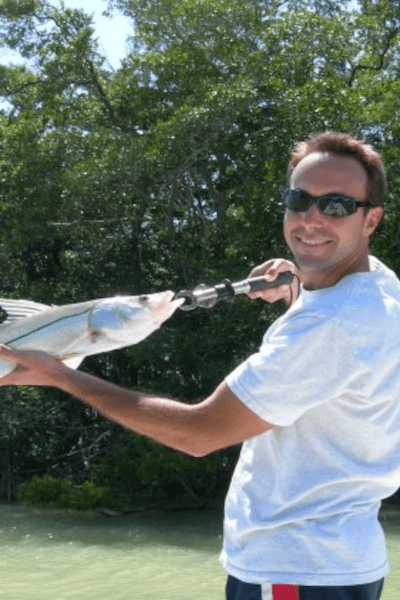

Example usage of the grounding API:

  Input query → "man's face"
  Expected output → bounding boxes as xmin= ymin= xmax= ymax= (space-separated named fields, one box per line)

xmin=283 ymin=152 xmax=383 ymax=289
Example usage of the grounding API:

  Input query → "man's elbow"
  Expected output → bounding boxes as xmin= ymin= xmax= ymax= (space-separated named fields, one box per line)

xmin=177 ymin=431 xmax=225 ymax=458
xmin=183 ymin=435 xmax=233 ymax=458
xmin=182 ymin=442 xmax=216 ymax=458
xmin=187 ymin=445 xmax=216 ymax=458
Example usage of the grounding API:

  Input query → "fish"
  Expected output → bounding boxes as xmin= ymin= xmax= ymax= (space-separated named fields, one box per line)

xmin=0 ymin=291 xmax=184 ymax=378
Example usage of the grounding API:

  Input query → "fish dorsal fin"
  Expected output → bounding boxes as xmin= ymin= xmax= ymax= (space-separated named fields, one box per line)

xmin=0 ymin=298 xmax=52 ymax=325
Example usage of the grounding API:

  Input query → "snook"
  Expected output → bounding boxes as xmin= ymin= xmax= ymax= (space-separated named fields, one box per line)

xmin=0 ymin=291 xmax=183 ymax=378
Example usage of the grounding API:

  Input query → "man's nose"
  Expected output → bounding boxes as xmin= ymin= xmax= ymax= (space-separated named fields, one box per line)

xmin=301 ymin=203 xmax=325 ymax=225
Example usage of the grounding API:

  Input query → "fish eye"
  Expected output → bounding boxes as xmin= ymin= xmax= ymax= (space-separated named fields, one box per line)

xmin=138 ymin=295 xmax=149 ymax=304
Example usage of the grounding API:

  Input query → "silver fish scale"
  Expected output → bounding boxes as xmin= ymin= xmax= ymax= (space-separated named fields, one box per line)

xmin=0 ymin=291 xmax=182 ymax=379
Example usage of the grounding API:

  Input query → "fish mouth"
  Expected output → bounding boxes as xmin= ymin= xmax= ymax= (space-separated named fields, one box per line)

xmin=166 ymin=292 xmax=185 ymax=312
xmin=148 ymin=290 xmax=175 ymax=302
xmin=148 ymin=290 xmax=184 ymax=316
xmin=170 ymin=296 xmax=185 ymax=310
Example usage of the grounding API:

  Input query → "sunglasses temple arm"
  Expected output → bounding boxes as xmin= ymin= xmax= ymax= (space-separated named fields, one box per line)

xmin=176 ymin=271 xmax=294 ymax=310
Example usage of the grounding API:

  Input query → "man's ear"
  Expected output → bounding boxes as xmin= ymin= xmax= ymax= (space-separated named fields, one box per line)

xmin=364 ymin=206 xmax=384 ymax=237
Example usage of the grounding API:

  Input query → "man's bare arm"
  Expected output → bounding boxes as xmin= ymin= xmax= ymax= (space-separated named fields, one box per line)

xmin=0 ymin=346 xmax=273 ymax=457
xmin=0 ymin=259 xmax=297 ymax=455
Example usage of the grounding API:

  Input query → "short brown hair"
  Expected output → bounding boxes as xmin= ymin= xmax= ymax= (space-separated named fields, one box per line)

xmin=287 ymin=132 xmax=386 ymax=207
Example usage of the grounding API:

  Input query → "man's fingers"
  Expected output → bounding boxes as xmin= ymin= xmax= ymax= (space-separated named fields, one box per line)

xmin=0 ymin=344 xmax=29 ymax=363
xmin=248 ymin=284 xmax=291 ymax=303
xmin=0 ymin=345 xmax=22 ymax=367
xmin=246 ymin=259 xmax=299 ymax=305
xmin=0 ymin=345 xmax=58 ymax=367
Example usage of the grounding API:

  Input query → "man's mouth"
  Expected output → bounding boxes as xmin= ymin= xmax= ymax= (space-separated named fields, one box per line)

xmin=295 ymin=236 xmax=331 ymax=247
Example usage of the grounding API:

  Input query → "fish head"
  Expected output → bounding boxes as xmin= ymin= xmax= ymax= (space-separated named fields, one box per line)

xmin=135 ymin=290 xmax=184 ymax=320
xmin=88 ymin=290 xmax=184 ymax=346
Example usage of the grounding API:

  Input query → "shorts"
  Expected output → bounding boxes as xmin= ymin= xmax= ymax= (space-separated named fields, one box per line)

xmin=226 ymin=575 xmax=384 ymax=600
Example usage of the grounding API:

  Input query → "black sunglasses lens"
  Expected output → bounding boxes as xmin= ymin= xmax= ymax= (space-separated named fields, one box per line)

xmin=318 ymin=197 xmax=356 ymax=216
xmin=284 ymin=190 xmax=311 ymax=211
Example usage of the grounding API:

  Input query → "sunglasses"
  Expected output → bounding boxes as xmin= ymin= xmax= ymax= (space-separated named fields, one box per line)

xmin=283 ymin=189 xmax=372 ymax=217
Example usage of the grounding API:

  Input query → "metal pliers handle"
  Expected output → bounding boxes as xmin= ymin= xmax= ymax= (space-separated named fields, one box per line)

xmin=175 ymin=271 xmax=294 ymax=311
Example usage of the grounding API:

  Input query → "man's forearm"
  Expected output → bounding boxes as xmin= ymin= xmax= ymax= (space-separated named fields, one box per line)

xmin=52 ymin=367 xmax=208 ymax=456
xmin=0 ymin=346 xmax=273 ymax=456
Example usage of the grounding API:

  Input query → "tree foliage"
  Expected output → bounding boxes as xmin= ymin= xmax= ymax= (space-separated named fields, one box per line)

xmin=1 ymin=0 xmax=400 ymax=508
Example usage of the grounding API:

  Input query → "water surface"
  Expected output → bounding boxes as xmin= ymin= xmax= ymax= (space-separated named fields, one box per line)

xmin=0 ymin=503 xmax=226 ymax=600
xmin=2 ymin=503 xmax=400 ymax=599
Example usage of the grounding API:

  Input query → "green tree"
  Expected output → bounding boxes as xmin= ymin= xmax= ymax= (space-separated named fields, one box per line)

xmin=1 ymin=0 xmax=400 ymax=505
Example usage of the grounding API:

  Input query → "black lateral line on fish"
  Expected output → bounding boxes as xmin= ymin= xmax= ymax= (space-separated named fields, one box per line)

xmin=5 ymin=308 xmax=93 ymax=346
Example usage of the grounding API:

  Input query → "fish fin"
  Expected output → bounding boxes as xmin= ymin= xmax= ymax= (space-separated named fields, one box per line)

xmin=0 ymin=298 xmax=52 ymax=324
xmin=61 ymin=356 xmax=85 ymax=370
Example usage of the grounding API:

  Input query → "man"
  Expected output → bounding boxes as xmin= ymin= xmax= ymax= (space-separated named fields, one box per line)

xmin=0 ymin=132 xmax=397 ymax=600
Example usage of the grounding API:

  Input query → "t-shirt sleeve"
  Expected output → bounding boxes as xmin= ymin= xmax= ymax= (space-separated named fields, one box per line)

xmin=225 ymin=311 xmax=367 ymax=427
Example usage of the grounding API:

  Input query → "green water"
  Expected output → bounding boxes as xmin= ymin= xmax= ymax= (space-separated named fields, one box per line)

xmin=0 ymin=504 xmax=226 ymax=600
xmin=383 ymin=518 xmax=400 ymax=599
xmin=1 ymin=503 xmax=400 ymax=599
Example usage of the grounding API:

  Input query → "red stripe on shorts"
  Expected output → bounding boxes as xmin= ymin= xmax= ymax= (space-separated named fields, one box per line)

xmin=272 ymin=584 xmax=300 ymax=599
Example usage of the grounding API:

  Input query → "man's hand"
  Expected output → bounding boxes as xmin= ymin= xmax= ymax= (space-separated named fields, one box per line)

xmin=247 ymin=258 xmax=300 ymax=305
xmin=0 ymin=346 xmax=274 ymax=457
xmin=0 ymin=345 xmax=69 ymax=387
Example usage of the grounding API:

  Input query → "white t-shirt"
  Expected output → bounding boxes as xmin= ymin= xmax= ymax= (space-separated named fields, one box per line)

xmin=221 ymin=257 xmax=400 ymax=586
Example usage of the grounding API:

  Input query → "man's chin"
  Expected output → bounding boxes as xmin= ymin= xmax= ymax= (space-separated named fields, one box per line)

xmin=293 ymin=254 xmax=331 ymax=272
xmin=293 ymin=256 xmax=335 ymax=286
